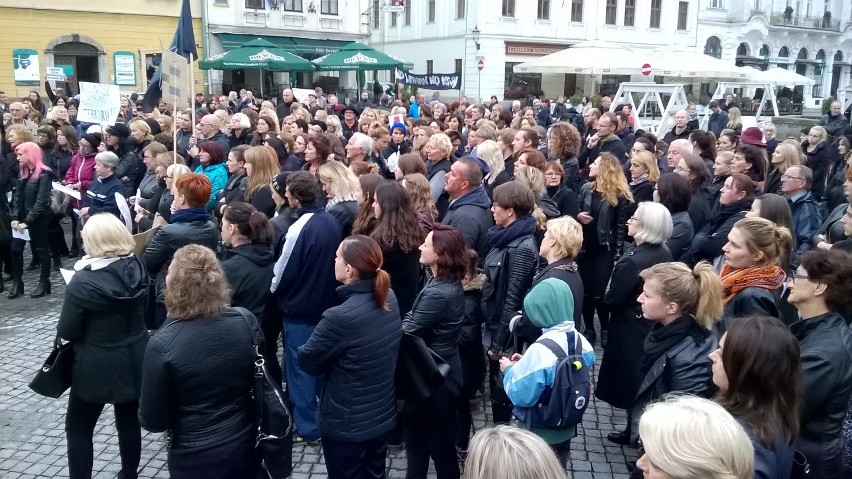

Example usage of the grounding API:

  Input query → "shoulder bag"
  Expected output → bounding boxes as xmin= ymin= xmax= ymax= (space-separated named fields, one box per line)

xmin=234 ymin=307 xmax=293 ymax=479
xmin=29 ymin=333 xmax=74 ymax=398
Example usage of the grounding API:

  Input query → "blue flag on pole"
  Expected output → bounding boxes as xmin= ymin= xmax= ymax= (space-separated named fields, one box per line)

xmin=143 ymin=0 xmax=197 ymax=112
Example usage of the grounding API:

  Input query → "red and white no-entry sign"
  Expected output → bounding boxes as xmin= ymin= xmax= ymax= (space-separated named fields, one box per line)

xmin=641 ymin=63 xmax=652 ymax=76
xmin=477 ymin=59 xmax=484 ymax=71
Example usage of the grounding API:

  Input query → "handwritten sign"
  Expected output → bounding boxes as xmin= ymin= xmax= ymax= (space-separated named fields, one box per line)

xmin=76 ymin=82 xmax=120 ymax=125
xmin=46 ymin=67 xmax=66 ymax=82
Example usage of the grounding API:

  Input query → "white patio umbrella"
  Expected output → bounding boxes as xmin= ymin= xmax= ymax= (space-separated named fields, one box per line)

xmin=746 ymin=67 xmax=815 ymax=86
xmin=513 ymin=40 xmax=640 ymax=75
xmin=641 ymin=48 xmax=756 ymax=80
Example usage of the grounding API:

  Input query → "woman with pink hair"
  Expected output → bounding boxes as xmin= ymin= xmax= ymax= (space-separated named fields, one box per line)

xmin=9 ymin=141 xmax=58 ymax=298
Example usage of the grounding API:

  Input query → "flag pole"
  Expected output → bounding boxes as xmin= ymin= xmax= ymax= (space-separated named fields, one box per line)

xmin=173 ymin=56 xmax=179 ymax=165
xmin=190 ymin=53 xmax=196 ymax=129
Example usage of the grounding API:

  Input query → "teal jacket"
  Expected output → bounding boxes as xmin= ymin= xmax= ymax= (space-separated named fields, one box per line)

xmin=195 ymin=163 xmax=228 ymax=213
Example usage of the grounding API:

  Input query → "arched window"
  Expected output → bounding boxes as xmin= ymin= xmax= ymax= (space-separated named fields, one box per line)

xmin=704 ymin=36 xmax=722 ymax=59
xmin=759 ymin=44 xmax=770 ymax=57
xmin=737 ymin=42 xmax=750 ymax=57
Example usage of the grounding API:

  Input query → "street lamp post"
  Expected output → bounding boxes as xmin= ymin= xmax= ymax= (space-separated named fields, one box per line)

xmin=472 ymin=26 xmax=481 ymax=102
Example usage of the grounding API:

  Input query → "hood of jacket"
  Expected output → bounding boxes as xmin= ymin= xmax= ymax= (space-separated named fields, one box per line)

xmin=449 ymin=186 xmax=491 ymax=211
xmin=463 ymin=272 xmax=486 ymax=292
xmin=69 ymin=255 xmax=148 ymax=311
xmin=225 ymin=242 xmax=275 ymax=267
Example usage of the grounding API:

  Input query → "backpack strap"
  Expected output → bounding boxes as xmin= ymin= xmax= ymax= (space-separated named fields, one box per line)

xmin=538 ymin=338 xmax=567 ymax=361
xmin=566 ymin=331 xmax=579 ymax=357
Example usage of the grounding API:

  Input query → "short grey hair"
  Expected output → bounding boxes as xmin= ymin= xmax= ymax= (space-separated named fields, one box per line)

xmin=349 ymin=132 xmax=374 ymax=155
xmin=790 ymin=165 xmax=813 ymax=189
xmin=95 ymin=151 xmax=120 ymax=170
xmin=231 ymin=113 xmax=250 ymax=130
xmin=670 ymin=139 xmax=694 ymax=155
xmin=633 ymin=202 xmax=673 ymax=245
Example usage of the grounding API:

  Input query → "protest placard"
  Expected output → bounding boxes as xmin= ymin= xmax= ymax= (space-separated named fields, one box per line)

xmin=76 ymin=82 xmax=121 ymax=125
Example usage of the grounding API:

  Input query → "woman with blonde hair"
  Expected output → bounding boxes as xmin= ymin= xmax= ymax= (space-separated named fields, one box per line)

xmin=156 ymin=114 xmax=174 ymax=137
xmin=576 ymin=153 xmax=634 ymax=344
xmin=242 ymin=146 xmax=278 ymax=217
xmin=629 ymin=150 xmax=660 ymax=203
xmin=423 ymin=132 xmax=453 ymax=217
xmin=155 ymin=163 xmax=190 ymax=224
xmin=139 ymin=244 xmax=260 ymax=479
xmin=59 ymin=213 xmax=149 ymax=479
xmin=624 ymin=261 xmax=722 ymax=445
xmin=802 ymin=125 xmax=833 ymax=201
xmin=637 ymin=396 xmax=754 ymax=479
xmin=477 ymin=139 xmax=511 ymax=192
xmin=325 ymin=114 xmax=343 ymax=138
xmin=765 ymin=141 xmax=801 ymax=195
xmin=402 ymin=173 xmax=437 ymax=234
xmin=727 ymin=106 xmax=743 ymax=135
xmin=514 ymin=166 xmax=559 ymax=242
xmin=719 ymin=217 xmax=792 ymax=325
xmin=318 ymin=160 xmax=360 ymax=237
xmin=464 ymin=425 xmax=569 ymax=479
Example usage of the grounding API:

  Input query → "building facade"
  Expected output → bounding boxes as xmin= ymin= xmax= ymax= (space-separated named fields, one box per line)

xmin=0 ymin=0 xmax=203 ymax=100
xmin=204 ymin=0 xmax=367 ymax=97
xmin=369 ymin=0 xmax=852 ymax=105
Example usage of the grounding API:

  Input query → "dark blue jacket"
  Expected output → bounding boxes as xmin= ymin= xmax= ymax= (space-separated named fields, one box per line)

xmin=789 ymin=191 xmax=822 ymax=267
xmin=85 ymin=173 xmax=124 ymax=218
xmin=298 ymin=279 xmax=402 ymax=441
xmin=442 ymin=186 xmax=493 ymax=262
xmin=271 ymin=203 xmax=341 ymax=321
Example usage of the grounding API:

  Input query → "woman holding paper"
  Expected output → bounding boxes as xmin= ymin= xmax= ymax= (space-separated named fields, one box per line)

xmin=10 ymin=141 xmax=58 ymax=299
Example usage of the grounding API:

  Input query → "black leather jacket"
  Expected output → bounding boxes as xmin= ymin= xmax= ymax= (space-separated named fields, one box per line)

xmin=139 ymin=308 xmax=260 ymax=449
xmin=720 ymin=287 xmax=783 ymax=334
xmin=579 ymin=183 xmax=631 ymax=256
xmin=481 ymin=234 xmax=538 ymax=352
xmin=141 ymin=213 xmax=219 ymax=302
xmin=403 ymin=277 xmax=465 ymax=395
xmin=12 ymin=168 xmax=58 ymax=224
xmin=791 ymin=312 xmax=852 ymax=479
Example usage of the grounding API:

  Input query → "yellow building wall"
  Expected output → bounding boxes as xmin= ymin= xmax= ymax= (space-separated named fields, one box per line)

xmin=0 ymin=7 xmax=205 ymax=100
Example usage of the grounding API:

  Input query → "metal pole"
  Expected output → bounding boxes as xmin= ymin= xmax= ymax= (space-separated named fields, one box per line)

xmin=478 ymin=69 xmax=481 ymax=103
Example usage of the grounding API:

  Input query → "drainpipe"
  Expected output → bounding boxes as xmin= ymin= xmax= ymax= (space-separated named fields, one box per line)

xmin=201 ymin=0 xmax=211 ymax=95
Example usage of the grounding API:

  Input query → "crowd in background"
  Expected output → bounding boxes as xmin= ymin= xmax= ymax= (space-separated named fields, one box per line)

xmin=3 ymin=82 xmax=852 ymax=479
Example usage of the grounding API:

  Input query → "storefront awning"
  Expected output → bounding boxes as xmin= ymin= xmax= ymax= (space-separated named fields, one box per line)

xmin=217 ymin=33 xmax=348 ymax=56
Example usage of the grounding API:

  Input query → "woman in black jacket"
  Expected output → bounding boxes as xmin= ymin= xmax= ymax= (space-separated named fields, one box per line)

xmin=675 ymin=153 xmax=712 ymax=232
xmin=318 ymin=160 xmax=359 ymax=237
xmin=141 ymin=173 xmax=219 ymax=329
xmin=242 ymin=145 xmax=278 ymax=218
xmin=548 ymin=122 xmax=582 ymax=194
xmin=215 ymin=145 xmax=248 ymax=221
xmin=598 ymin=202 xmax=673 ymax=445
xmin=786 ymin=248 xmax=852 ymax=479
xmin=802 ymin=126 xmax=835 ymax=202
xmin=133 ymin=142 xmax=167 ymax=228
xmin=299 ymin=235 xmax=402 ymax=478
xmin=543 ymin=161 xmax=579 ymax=217
xmin=403 ymin=224 xmax=471 ymax=479
xmin=577 ymin=153 xmax=634 ymax=345
xmin=628 ymin=151 xmax=658 ymax=204
xmin=9 ymin=142 xmax=57 ymax=299
xmin=482 ymin=182 xmax=539 ymax=425
xmin=711 ymin=315 xmax=801 ymax=479
xmin=626 ymin=261 xmax=721 ymax=446
xmin=655 ymin=173 xmax=694 ymax=260
xmin=59 ymin=214 xmax=149 ymax=479
xmin=370 ymin=181 xmax=425 ymax=317
xmin=221 ymin=202 xmax=275 ymax=321
xmin=139 ymin=244 xmax=260 ymax=479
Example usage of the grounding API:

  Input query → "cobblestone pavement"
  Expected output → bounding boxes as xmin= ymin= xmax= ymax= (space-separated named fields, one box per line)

xmin=1 ymin=235 xmax=636 ymax=478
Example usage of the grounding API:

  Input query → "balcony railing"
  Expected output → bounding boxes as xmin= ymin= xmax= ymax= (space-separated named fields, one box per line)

xmin=769 ymin=13 xmax=841 ymax=31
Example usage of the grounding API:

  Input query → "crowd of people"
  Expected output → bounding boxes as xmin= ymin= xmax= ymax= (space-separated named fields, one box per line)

xmin=3 ymin=84 xmax=852 ymax=479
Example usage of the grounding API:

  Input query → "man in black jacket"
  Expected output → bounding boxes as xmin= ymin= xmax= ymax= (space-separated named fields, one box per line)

xmin=442 ymin=158 xmax=493 ymax=262
xmin=783 ymin=165 xmax=823 ymax=267
xmin=578 ymin=111 xmax=627 ymax=167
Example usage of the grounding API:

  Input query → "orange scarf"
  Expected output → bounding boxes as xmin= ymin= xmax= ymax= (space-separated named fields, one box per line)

xmin=719 ymin=264 xmax=786 ymax=304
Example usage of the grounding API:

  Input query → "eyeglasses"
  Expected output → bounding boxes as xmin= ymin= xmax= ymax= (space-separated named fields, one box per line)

xmin=790 ymin=273 xmax=809 ymax=282
xmin=781 ymin=174 xmax=804 ymax=181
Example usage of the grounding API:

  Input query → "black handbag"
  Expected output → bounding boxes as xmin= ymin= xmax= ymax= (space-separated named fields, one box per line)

xmin=234 ymin=308 xmax=293 ymax=479
xmin=29 ymin=334 xmax=73 ymax=398
xmin=395 ymin=332 xmax=450 ymax=402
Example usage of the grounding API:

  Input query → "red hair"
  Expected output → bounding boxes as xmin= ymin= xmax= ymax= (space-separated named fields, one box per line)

xmin=175 ymin=173 xmax=212 ymax=208
xmin=15 ymin=141 xmax=50 ymax=179
xmin=339 ymin=235 xmax=391 ymax=310
xmin=429 ymin=223 xmax=472 ymax=281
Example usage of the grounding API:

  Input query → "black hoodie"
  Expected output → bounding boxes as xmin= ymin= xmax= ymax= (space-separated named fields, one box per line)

xmin=221 ymin=242 xmax=275 ymax=320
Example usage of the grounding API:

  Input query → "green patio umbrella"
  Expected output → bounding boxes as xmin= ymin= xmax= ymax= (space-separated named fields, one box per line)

xmin=199 ymin=38 xmax=315 ymax=95
xmin=312 ymin=43 xmax=413 ymax=89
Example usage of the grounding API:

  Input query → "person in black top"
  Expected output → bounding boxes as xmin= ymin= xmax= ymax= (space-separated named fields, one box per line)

xmin=221 ymin=202 xmax=275 ymax=321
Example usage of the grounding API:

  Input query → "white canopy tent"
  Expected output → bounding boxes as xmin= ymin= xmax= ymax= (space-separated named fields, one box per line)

xmin=610 ymin=82 xmax=690 ymax=136
xmin=513 ymin=40 xmax=640 ymax=75
xmin=639 ymin=48 xmax=756 ymax=81
xmin=747 ymin=67 xmax=815 ymax=87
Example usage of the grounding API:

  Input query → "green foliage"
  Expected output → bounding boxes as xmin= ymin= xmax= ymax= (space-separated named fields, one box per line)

xmin=822 ymin=96 xmax=836 ymax=115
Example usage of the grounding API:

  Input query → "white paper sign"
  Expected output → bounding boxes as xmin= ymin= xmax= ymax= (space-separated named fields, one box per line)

xmin=77 ymin=82 xmax=121 ymax=125
xmin=53 ymin=181 xmax=81 ymax=200
xmin=12 ymin=229 xmax=30 ymax=241
xmin=46 ymin=67 xmax=66 ymax=82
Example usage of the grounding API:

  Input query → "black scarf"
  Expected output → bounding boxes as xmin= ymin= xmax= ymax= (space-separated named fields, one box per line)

xmin=638 ymin=315 xmax=707 ymax=378
xmin=486 ymin=214 xmax=536 ymax=249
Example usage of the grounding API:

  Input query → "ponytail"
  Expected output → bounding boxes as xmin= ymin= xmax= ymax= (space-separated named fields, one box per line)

xmin=374 ymin=269 xmax=391 ymax=311
xmin=340 ymin=235 xmax=390 ymax=310
xmin=223 ymin=202 xmax=273 ymax=247
xmin=532 ymin=206 xmax=547 ymax=231
xmin=733 ymin=217 xmax=793 ymax=268
xmin=692 ymin=261 xmax=723 ymax=327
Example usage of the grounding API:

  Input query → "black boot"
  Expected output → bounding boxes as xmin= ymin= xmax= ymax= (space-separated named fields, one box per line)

xmin=53 ymin=256 xmax=62 ymax=272
xmin=8 ymin=254 xmax=23 ymax=299
xmin=26 ymin=259 xmax=40 ymax=271
xmin=30 ymin=281 xmax=51 ymax=298
xmin=7 ymin=280 xmax=23 ymax=299
xmin=31 ymin=261 xmax=52 ymax=298
xmin=0 ymin=275 xmax=4 ymax=294
xmin=601 ymin=329 xmax=609 ymax=347
xmin=607 ymin=429 xmax=632 ymax=445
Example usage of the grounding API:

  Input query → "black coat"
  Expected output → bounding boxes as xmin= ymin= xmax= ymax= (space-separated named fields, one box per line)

xmin=667 ymin=211 xmax=694 ymax=261
xmin=514 ymin=258 xmax=584 ymax=345
xmin=482 ymin=234 xmax=538 ymax=352
xmin=381 ymin=247 xmax=420 ymax=317
xmin=687 ymin=188 xmax=712 ymax=233
xmin=597 ymin=243 xmax=672 ymax=409
xmin=215 ymin=172 xmax=246 ymax=219
xmin=247 ymin=186 xmax=276 ymax=219
xmin=630 ymin=180 xmax=655 ymax=204
xmin=803 ymin=141 xmax=835 ymax=201
xmin=686 ymin=198 xmax=752 ymax=265
xmin=221 ymin=243 xmax=275 ymax=321
xmin=720 ymin=287 xmax=783 ymax=334
xmin=58 ymin=255 xmax=149 ymax=404
xmin=403 ymin=277 xmax=465 ymax=395
xmin=12 ymin=168 xmax=57 ymax=225
xmin=545 ymin=184 xmax=579 ymax=218
xmin=791 ymin=312 xmax=852 ymax=479
xmin=628 ymin=318 xmax=716 ymax=441
xmin=579 ymin=183 xmax=631 ymax=255
xmin=327 ymin=200 xmax=358 ymax=237
xmin=139 ymin=308 xmax=259 ymax=449
xmin=298 ymin=279 xmax=402 ymax=442
xmin=442 ymin=187 xmax=493 ymax=261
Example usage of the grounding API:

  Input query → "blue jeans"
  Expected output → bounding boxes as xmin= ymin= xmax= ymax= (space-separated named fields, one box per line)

xmin=284 ymin=320 xmax=321 ymax=441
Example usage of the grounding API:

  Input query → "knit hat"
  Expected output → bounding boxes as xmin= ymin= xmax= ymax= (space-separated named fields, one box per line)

xmin=272 ymin=172 xmax=289 ymax=197
xmin=523 ymin=278 xmax=574 ymax=329
xmin=740 ymin=127 xmax=765 ymax=147
xmin=391 ymin=122 xmax=407 ymax=135
xmin=144 ymin=118 xmax=162 ymax=135
xmin=106 ymin=123 xmax=130 ymax=138
xmin=82 ymin=133 xmax=101 ymax=149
